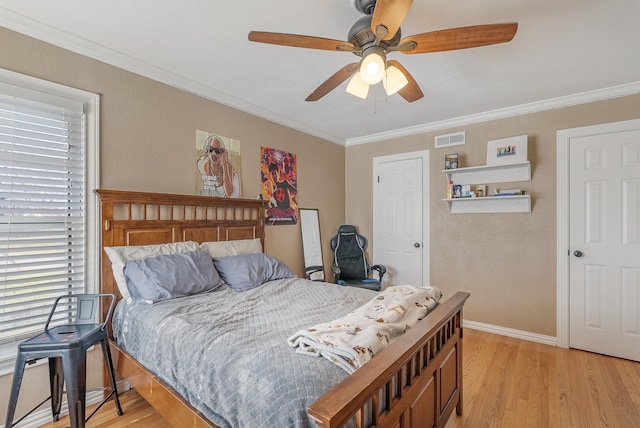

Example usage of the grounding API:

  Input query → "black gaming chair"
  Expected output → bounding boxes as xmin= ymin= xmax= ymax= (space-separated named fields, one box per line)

xmin=330 ymin=224 xmax=386 ymax=291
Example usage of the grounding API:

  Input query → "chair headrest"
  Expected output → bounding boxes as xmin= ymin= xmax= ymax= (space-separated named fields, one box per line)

xmin=337 ymin=224 xmax=357 ymax=234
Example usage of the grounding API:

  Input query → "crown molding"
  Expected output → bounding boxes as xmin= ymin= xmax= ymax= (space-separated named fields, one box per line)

xmin=345 ymin=81 xmax=640 ymax=146
xmin=2 ymin=9 xmax=639 ymax=148
xmin=0 ymin=9 xmax=345 ymax=145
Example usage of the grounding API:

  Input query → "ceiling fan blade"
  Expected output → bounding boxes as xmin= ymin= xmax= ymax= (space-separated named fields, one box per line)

xmin=306 ymin=63 xmax=360 ymax=102
xmin=399 ymin=23 xmax=518 ymax=54
xmin=387 ymin=60 xmax=423 ymax=102
xmin=371 ymin=0 xmax=413 ymax=42
xmin=248 ymin=31 xmax=355 ymax=52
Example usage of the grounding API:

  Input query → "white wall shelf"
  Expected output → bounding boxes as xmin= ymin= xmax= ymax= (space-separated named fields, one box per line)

xmin=442 ymin=161 xmax=531 ymax=185
xmin=442 ymin=161 xmax=532 ymax=213
xmin=443 ymin=195 xmax=531 ymax=213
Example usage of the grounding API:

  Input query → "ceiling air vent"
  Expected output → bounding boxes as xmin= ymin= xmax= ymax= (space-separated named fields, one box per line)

xmin=434 ymin=131 xmax=465 ymax=149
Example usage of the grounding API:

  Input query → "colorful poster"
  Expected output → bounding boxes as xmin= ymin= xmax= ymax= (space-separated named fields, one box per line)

xmin=196 ymin=131 xmax=241 ymax=198
xmin=260 ymin=146 xmax=298 ymax=225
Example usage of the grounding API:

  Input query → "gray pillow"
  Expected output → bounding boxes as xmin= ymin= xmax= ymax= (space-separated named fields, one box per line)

xmin=212 ymin=253 xmax=296 ymax=291
xmin=124 ymin=250 xmax=226 ymax=303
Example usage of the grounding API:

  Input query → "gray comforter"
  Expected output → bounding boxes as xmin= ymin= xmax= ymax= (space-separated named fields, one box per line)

xmin=112 ymin=277 xmax=377 ymax=428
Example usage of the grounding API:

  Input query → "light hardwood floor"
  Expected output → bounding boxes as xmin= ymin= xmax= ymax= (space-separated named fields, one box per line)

xmin=446 ymin=329 xmax=640 ymax=428
xmin=38 ymin=388 xmax=171 ymax=428
xmin=40 ymin=329 xmax=640 ymax=428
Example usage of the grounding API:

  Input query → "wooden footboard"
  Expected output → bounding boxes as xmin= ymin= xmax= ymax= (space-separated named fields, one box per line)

xmin=308 ymin=291 xmax=469 ymax=428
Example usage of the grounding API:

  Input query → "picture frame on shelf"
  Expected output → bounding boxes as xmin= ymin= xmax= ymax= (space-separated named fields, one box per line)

xmin=486 ymin=135 xmax=528 ymax=166
xmin=445 ymin=153 xmax=459 ymax=169
xmin=474 ymin=185 xmax=487 ymax=197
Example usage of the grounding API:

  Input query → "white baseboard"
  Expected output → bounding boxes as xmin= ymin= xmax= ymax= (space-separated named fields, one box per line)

xmin=2 ymin=380 xmax=130 ymax=428
xmin=463 ymin=320 xmax=557 ymax=347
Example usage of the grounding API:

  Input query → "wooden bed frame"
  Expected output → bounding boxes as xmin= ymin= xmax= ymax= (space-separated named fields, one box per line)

xmin=96 ymin=189 xmax=469 ymax=428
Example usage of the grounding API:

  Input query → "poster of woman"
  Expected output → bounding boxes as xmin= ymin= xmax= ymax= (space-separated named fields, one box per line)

xmin=196 ymin=131 xmax=241 ymax=198
xmin=260 ymin=146 xmax=298 ymax=225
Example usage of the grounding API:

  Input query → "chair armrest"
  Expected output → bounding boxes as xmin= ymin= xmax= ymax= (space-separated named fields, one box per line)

xmin=371 ymin=264 xmax=387 ymax=281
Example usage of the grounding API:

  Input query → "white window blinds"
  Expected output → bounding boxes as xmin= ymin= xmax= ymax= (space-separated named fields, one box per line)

xmin=0 ymin=83 xmax=87 ymax=345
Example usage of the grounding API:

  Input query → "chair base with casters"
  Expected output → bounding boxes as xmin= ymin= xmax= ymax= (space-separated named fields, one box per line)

xmin=5 ymin=294 xmax=123 ymax=428
xmin=335 ymin=277 xmax=384 ymax=291
xmin=330 ymin=224 xmax=387 ymax=291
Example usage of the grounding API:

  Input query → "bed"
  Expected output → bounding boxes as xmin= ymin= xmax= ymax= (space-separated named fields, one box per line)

xmin=96 ymin=189 xmax=469 ymax=428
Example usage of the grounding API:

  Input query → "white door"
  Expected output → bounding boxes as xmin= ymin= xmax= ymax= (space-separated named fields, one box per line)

xmin=373 ymin=151 xmax=429 ymax=287
xmin=569 ymin=127 xmax=640 ymax=362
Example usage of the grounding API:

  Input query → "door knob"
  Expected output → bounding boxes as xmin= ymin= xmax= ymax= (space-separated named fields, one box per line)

xmin=573 ymin=250 xmax=583 ymax=257
xmin=414 ymin=242 xmax=421 ymax=248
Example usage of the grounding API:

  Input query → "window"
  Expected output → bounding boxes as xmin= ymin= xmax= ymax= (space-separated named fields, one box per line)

xmin=0 ymin=69 xmax=99 ymax=356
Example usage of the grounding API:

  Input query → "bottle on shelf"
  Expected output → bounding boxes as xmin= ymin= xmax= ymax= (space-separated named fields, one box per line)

xmin=446 ymin=180 xmax=454 ymax=199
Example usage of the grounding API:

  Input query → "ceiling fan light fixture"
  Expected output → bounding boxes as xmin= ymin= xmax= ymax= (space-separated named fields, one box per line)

xmin=383 ymin=65 xmax=408 ymax=96
xmin=359 ymin=50 xmax=385 ymax=84
xmin=346 ymin=73 xmax=370 ymax=99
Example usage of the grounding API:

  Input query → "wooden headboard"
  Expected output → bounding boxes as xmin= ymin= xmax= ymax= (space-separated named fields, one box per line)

xmin=96 ymin=189 xmax=265 ymax=325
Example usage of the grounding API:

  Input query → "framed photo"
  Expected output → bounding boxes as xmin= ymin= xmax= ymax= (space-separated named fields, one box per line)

xmin=486 ymin=135 xmax=528 ymax=165
xmin=444 ymin=153 xmax=459 ymax=170
xmin=474 ymin=185 xmax=487 ymax=197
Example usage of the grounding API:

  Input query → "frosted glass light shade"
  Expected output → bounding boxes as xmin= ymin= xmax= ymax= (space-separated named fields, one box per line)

xmin=383 ymin=65 xmax=409 ymax=96
xmin=359 ymin=52 xmax=385 ymax=84
xmin=346 ymin=73 xmax=369 ymax=99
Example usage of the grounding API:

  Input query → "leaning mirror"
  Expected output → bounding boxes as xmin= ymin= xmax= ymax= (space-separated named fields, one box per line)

xmin=299 ymin=208 xmax=325 ymax=281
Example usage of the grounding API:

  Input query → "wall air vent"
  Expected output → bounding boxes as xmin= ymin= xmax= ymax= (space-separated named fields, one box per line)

xmin=434 ymin=131 xmax=466 ymax=149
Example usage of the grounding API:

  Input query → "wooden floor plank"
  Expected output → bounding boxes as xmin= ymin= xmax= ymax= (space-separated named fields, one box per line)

xmin=446 ymin=329 xmax=640 ymax=428
xmin=38 ymin=329 xmax=639 ymax=428
xmin=37 ymin=388 xmax=172 ymax=428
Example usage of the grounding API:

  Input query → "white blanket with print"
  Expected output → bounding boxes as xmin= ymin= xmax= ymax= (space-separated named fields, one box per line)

xmin=287 ymin=285 xmax=442 ymax=374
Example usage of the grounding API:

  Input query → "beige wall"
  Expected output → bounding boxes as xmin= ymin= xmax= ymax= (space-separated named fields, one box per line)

xmin=1 ymin=28 xmax=346 ymax=275
xmin=0 ymin=27 xmax=345 ymax=421
xmin=346 ymin=94 xmax=640 ymax=337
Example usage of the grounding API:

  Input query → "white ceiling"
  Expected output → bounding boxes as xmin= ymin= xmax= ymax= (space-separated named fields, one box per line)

xmin=1 ymin=0 xmax=639 ymax=145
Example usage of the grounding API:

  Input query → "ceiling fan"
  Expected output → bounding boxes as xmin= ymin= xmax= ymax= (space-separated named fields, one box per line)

xmin=248 ymin=0 xmax=517 ymax=102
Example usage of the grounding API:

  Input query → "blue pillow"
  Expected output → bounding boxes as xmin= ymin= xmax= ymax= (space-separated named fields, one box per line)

xmin=124 ymin=250 xmax=226 ymax=303
xmin=212 ymin=253 xmax=296 ymax=292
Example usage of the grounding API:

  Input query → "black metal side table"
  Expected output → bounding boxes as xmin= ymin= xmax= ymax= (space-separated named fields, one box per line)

xmin=5 ymin=294 xmax=123 ymax=428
